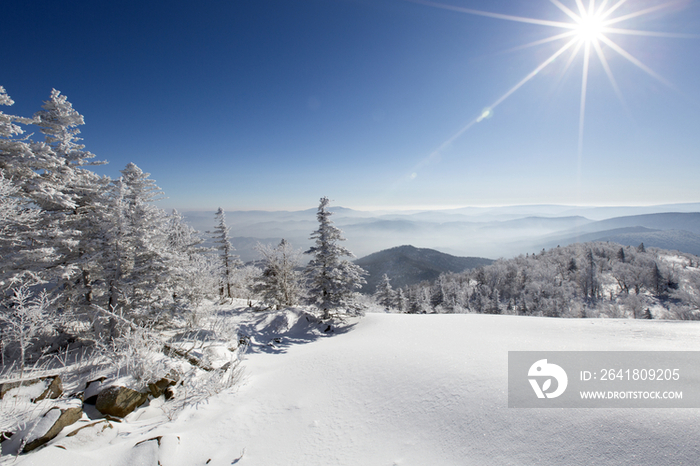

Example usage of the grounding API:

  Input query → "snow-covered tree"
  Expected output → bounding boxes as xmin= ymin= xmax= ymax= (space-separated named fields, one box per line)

xmin=85 ymin=164 xmax=173 ymax=323
xmin=230 ymin=264 xmax=261 ymax=307
xmin=166 ymin=209 xmax=210 ymax=307
xmin=209 ymin=208 xmax=241 ymax=300
xmin=1 ymin=89 xmax=110 ymax=297
xmin=304 ymin=197 xmax=366 ymax=319
xmin=255 ymin=239 xmax=303 ymax=309
xmin=0 ymin=87 xmax=36 ymax=190
xmin=118 ymin=163 xmax=172 ymax=315
xmin=0 ymin=88 xmax=54 ymax=287
xmin=396 ymin=288 xmax=407 ymax=313
xmin=374 ymin=274 xmax=395 ymax=311
xmin=0 ymin=171 xmax=41 ymax=287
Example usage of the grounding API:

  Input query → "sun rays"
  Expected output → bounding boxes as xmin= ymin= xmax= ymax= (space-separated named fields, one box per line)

xmin=408 ymin=0 xmax=693 ymax=162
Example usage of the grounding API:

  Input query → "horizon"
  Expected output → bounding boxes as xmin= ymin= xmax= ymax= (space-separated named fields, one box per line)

xmin=3 ymin=0 xmax=699 ymax=212
xmin=175 ymin=200 xmax=700 ymax=215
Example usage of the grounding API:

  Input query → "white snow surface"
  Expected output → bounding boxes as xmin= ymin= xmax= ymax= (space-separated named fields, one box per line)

xmin=9 ymin=312 xmax=700 ymax=466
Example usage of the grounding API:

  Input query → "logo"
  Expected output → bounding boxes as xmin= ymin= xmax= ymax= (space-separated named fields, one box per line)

xmin=528 ymin=359 xmax=568 ymax=399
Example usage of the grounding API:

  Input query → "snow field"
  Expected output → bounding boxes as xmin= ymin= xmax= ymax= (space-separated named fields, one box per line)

xmin=11 ymin=312 xmax=700 ymax=466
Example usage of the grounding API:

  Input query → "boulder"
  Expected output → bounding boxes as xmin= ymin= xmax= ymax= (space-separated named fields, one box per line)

xmin=23 ymin=406 xmax=83 ymax=452
xmin=95 ymin=386 xmax=149 ymax=418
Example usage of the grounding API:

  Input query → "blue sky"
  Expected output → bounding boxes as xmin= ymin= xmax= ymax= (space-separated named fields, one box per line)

xmin=2 ymin=0 xmax=699 ymax=211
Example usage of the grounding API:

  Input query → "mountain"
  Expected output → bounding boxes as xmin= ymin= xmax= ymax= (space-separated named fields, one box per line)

xmin=532 ymin=213 xmax=700 ymax=256
xmin=183 ymin=207 xmax=700 ymax=262
xmin=355 ymin=245 xmax=493 ymax=293
xmin=578 ymin=212 xmax=700 ymax=235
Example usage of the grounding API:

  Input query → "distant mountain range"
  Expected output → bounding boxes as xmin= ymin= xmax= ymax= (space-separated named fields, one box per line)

xmin=183 ymin=203 xmax=700 ymax=262
xmin=354 ymin=245 xmax=493 ymax=293
xmin=536 ymin=213 xmax=700 ymax=256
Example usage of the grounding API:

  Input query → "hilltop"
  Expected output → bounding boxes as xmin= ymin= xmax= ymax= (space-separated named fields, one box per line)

xmin=354 ymin=245 xmax=493 ymax=293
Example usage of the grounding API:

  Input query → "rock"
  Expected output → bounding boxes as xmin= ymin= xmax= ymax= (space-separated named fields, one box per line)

xmin=164 ymin=386 xmax=177 ymax=400
xmin=35 ymin=376 xmax=63 ymax=402
xmin=23 ymin=407 xmax=83 ymax=452
xmin=83 ymin=377 xmax=107 ymax=405
xmin=148 ymin=377 xmax=177 ymax=398
xmin=0 ymin=376 xmax=61 ymax=401
xmin=95 ymin=386 xmax=149 ymax=418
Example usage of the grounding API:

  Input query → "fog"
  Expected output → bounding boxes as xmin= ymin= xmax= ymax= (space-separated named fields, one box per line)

xmin=183 ymin=203 xmax=700 ymax=262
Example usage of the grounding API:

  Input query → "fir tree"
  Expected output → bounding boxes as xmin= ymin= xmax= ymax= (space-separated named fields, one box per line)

xmin=304 ymin=197 xmax=366 ymax=319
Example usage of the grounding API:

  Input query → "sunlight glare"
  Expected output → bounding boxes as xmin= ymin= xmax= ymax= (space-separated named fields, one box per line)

xmin=407 ymin=0 xmax=684 ymax=160
xmin=575 ymin=11 xmax=605 ymax=43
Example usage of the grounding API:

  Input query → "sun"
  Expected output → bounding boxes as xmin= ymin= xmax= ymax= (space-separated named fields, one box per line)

xmin=406 ymin=0 xmax=692 ymax=160
xmin=575 ymin=10 xmax=605 ymax=43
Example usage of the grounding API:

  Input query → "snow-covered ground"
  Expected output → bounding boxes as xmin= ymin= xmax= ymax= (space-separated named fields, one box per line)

xmin=9 ymin=311 xmax=700 ymax=466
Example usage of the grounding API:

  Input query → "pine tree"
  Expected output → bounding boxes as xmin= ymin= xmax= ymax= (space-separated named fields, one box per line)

xmin=304 ymin=197 xmax=366 ymax=319
xmin=374 ymin=274 xmax=395 ymax=311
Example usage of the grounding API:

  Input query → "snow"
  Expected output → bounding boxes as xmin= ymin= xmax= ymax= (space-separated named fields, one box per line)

xmin=21 ymin=408 xmax=61 ymax=446
xmin=7 ymin=312 xmax=700 ymax=466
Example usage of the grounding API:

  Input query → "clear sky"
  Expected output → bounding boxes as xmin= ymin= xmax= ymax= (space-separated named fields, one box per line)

xmin=2 ymin=0 xmax=699 ymax=211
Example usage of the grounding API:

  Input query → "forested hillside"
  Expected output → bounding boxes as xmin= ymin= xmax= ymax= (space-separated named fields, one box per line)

xmin=397 ymin=242 xmax=700 ymax=320
xmin=355 ymin=245 xmax=492 ymax=292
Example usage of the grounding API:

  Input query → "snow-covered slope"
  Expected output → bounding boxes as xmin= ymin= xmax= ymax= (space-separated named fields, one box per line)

xmin=12 ymin=312 xmax=700 ymax=466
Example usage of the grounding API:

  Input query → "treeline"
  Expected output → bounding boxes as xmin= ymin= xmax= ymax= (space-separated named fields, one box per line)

xmin=376 ymin=242 xmax=700 ymax=320
xmin=0 ymin=87 xmax=366 ymax=374
xmin=0 ymin=88 xmax=216 ymax=332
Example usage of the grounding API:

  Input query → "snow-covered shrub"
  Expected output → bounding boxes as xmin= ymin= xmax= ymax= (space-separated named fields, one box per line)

xmin=0 ymin=285 xmax=59 ymax=377
xmin=106 ymin=324 xmax=170 ymax=386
